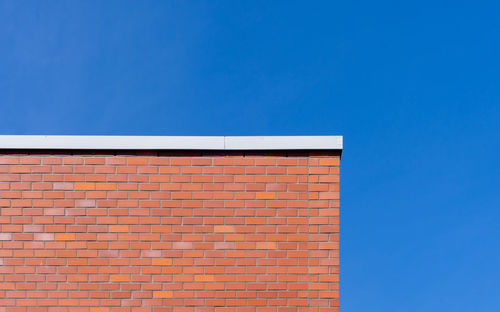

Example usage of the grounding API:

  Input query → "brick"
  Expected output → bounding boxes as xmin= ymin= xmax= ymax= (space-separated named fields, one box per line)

xmin=172 ymin=242 xmax=193 ymax=249
xmin=76 ymin=200 xmax=96 ymax=207
xmin=256 ymin=192 xmax=276 ymax=200
xmin=75 ymin=183 xmax=95 ymax=190
xmin=0 ymin=233 xmax=12 ymax=240
xmin=319 ymin=158 xmax=340 ymax=166
xmin=53 ymin=182 xmax=74 ymax=190
xmin=96 ymin=183 xmax=117 ymax=190
xmin=0 ymin=157 xmax=19 ymax=164
xmin=55 ymin=234 xmax=75 ymax=241
xmin=195 ymin=275 xmax=215 ymax=282
xmin=110 ymin=275 xmax=130 ymax=282
xmin=109 ymin=225 xmax=129 ymax=232
xmin=152 ymin=258 xmax=173 ymax=266
xmin=214 ymin=226 xmax=234 ymax=233
xmin=153 ymin=291 xmax=173 ymax=298
xmin=10 ymin=165 xmax=30 ymax=173
xmin=214 ymin=242 xmax=235 ymax=249
xmin=256 ymin=242 xmax=276 ymax=249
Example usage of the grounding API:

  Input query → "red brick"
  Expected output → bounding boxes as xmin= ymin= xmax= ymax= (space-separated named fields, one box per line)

xmin=75 ymin=183 xmax=95 ymax=190
xmin=213 ymin=226 xmax=234 ymax=233
xmin=256 ymin=242 xmax=276 ymax=249
xmin=152 ymin=258 xmax=172 ymax=266
xmin=195 ymin=275 xmax=215 ymax=282
xmin=55 ymin=234 xmax=75 ymax=241
xmin=110 ymin=275 xmax=130 ymax=282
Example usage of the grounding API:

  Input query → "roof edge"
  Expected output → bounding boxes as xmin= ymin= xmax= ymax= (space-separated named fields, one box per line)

xmin=0 ymin=135 xmax=343 ymax=151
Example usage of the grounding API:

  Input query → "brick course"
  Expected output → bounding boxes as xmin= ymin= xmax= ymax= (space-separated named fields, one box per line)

xmin=0 ymin=150 xmax=340 ymax=312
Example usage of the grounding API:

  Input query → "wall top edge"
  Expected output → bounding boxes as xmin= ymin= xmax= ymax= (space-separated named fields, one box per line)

xmin=0 ymin=135 xmax=343 ymax=151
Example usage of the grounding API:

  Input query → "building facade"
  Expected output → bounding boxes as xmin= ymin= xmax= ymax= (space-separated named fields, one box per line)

xmin=0 ymin=136 xmax=342 ymax=312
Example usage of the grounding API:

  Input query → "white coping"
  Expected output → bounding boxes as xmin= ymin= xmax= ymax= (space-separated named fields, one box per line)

xmin=0 ymin=135 xmax=342 ymax=150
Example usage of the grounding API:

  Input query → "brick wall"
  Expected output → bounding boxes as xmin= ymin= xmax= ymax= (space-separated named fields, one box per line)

xmin=0 ymin=150 xmax=340 ymax=312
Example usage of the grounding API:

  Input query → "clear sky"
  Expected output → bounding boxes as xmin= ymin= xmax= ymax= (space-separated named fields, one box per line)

xmin=1 ymin=1 xmax=499 ymax=311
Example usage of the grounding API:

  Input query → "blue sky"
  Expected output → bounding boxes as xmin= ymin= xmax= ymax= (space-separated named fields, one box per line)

xmin=1 ymin=1 xmax=500 ymax=310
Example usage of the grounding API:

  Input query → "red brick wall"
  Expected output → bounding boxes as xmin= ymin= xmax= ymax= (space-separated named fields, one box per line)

xmin=0 ymin=150 xmax=340 ymax=312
